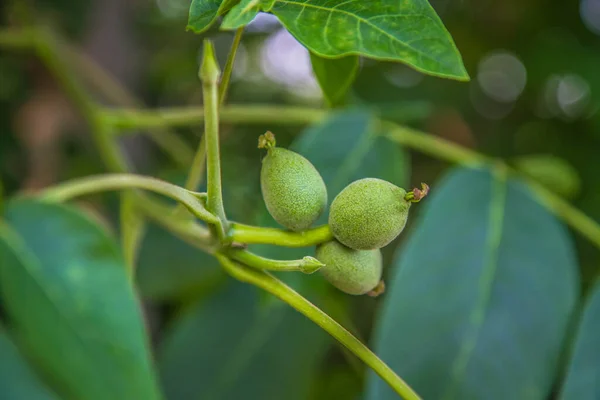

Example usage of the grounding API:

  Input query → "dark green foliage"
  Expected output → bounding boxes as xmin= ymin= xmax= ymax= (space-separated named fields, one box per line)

xmin=158 ymin=281 xmax=330 ymax=400
xmin=0 ymin=324 xmax=58 ymax=400
xmin=559 ymin=281 xmax=600 ymax=400
xmin=0 ymin=200 xmax=161 ymax=400
xmin=367 ymin=167 xmax=579 ymax=400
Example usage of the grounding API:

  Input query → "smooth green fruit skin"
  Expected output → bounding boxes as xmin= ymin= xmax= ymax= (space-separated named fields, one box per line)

xmin=316 ymin=240 xmax=382 ymax=295
xmin=261 ymin=147 xmax=327 ymax=231
xmin=329 ymin=178 xmax=409 ymax=250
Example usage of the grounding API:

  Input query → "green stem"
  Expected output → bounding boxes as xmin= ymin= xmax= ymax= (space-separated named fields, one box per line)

xmin=136 ymin=197 xmax=214 ymax=253
xmin=33 ymin=27 xmax=98 ymax=123
xmin=41 ymin=173 xmax=219 ymax=225
xmin=105 ymin=103 xmax=600 ymax=253
xmin=0 ymin=28 xmax=36 ymax=48
xmin=229 ymin=223 xmax=333 ymax=247
xmin=521 ymin=176 xmax=600 ymax=249
xmin=62 ymin=44 xmax=194 ymax=167
xmin=218 ymin=28 xmax=244 ymax=104
xmin=183 ymin=134 xmax=207 ymax=192
xmin=181 ymin=28 xmax=244 ymax=194
xmin=103 ymin=105 xmax=327 ymax=130
xmin=381 ymin=121 xmax=488 ymax=167
xmin=200 ymin=40 xmax=227 ymax=234
xmin=227 ymin=248 xmax=324 ymax=274
xmin=216 ymin=255 xmax=421 ymax=400
xmin=120 ymin=192 xmax=146 ymax=277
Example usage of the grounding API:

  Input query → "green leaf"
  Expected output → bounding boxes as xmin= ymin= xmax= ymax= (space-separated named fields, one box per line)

xmin=269 ymin=0 xmax=469 ymax=81
xmin=367 ymin=167 xmax=579 ymax=400
xmin=513 ymin=154 xmax=581 ymax=199
xmin=559 ymin=280 xmax=600 ymax=400
xmin=187 ymin=0 xmax=239 ymax=33
xmin=0 ymin=199 xmax=162 ymax=400
xmin=310 ymin=53 xmax=359 ymax=107
xmin=158 ymin=280 xmax=329 ymax=400
xmin=0 ymin=324 xmax=58 ymax=400
xmin=136 ymin=222 xmax=224 ymax=301
xmin=221 ymin=0 xmax=275 ymax=29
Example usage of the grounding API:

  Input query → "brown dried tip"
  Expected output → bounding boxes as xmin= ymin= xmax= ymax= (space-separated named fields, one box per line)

xmin=405 ymin=183 xmax=430 ymax=203
xmin=367 ymin=280 xmax=386 ymax=297
xmin=258 ymin=131 xmax=276 ymax=150
xmin=230 ymin=242 xmax=248 ymax=249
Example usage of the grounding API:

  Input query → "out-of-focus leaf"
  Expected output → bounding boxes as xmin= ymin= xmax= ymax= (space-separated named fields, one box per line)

xmin=269 ymin=0 xmax=469 ymax=80
xmin=367 ymin=167 xmax=579 ymax=400
xmin=136 ymin=222 xmax=224 ymax=301
xmin=559 ymin=280 xmax=600 ymax=400
xmin=187 ymin=0 xmax=239 ymax=33
xmin=310 ymin=53 xmax=359 ymax=107
xmin=513 ymin=154 xmax=581 ymax=199
xmin=0 ymin=324 xmax=58 ymax=400
xmin=158 ymin=280 xmax=329 ymax=400
xmin=0 ymin=199 xmax=162 ymax=400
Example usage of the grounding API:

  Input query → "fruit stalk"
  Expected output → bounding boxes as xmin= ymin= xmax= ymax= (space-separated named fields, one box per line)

xmin=215 ymin=254 xmax=422 ymax=400
xmin=200 ymin=40 xmax=228 ymax=235
xmin=227 ymin=248 xmax=324 ymax=274
xmin=228 ymin=222 xmax=333 ymax=247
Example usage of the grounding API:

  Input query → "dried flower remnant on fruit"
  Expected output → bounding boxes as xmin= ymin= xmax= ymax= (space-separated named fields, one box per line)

xmin=405 ymin=183 xmax=430 ymax=203
xmin=258 ymin=131 xmax=276 ymax=150
xmin=367 ymin=280 xmax=386 ymax=297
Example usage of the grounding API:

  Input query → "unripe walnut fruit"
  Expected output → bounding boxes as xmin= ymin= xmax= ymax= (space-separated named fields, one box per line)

xmin=260 ymin=132 xmax=327 ymax=231
xmin=316 ymin=240 xmax=382 ymax=295
xmin=329 ymin=178 xmax=417 ymax=250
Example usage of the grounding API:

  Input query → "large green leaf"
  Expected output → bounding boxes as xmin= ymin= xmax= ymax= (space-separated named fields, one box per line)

xmin=310 ymin=53 xmax=359 ymax=107
xmin=367 ymin=167 xmax=579 ymax=400
xmin=187 ymin=0 xmax=238 ymax=33
xmin=267 ymin=0 xmax=468 ymax=80
xmin=219 ymin=1 xmax=467 ymax=80
xmin=158 ymin=280 xmax=329 ymax=400
xmin=559 ymin=281 xmax=600 ymax=400
xmin=0 ymin=324 xmax=58 ymax=400
xmin=0 ymin=199 xmax=162 ymax=400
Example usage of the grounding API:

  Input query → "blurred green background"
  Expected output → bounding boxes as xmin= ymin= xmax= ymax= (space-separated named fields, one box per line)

xmin=1 ymin=0 xmax=600 ymax=399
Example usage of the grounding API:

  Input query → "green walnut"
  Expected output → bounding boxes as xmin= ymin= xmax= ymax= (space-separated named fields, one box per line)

xmin=316 ymin=240 xmax=382 ymax=295
xmin=329 ymin=178 xmax=429 ymax=250
xmin=259 ymin=132 xmax=327 ymax=231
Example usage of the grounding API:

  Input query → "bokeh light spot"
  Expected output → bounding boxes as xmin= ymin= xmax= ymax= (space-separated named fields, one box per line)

xmin=260 ymin=29 xmax=320 ymax=99
xmin=477 ymin=50 xmax=527 ymax=103
xmin=580 ymin=0 xmax=600 ymax=35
